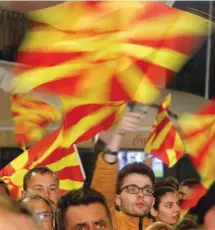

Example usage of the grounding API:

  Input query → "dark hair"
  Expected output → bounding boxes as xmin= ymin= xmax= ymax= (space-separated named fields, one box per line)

xmin=116 ymin=162 xmax=155 ymax=194
xmin=153 ymin=186 xmax=177 ymax=210
xmin=56 ymin=188 xmax=112 ymax=230
xmin=180 ymin=179 xmax=200 ymax=189
xmin=23 ymin=166 xmax=59 ymax=191
xmin=155 ymin=177 xmax=179 ymax=191
xmin=164 ymin=177 xmax=179 ymax=190
xmin=0 ymin=179 xmax=10 ymax=196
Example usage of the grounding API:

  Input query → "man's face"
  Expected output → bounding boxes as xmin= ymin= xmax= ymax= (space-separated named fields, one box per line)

xmin=23 ymin=198 xmax=54 ymax=230
xmin=178 ymin=185 xmax=193 ymax=200
xmin=24 ymin=172 xmax=60 ymax=207
xmin=65 ymin=203 xmax=112 ymax=230
xmin=116 ymin=173 xmax=154 ymax=217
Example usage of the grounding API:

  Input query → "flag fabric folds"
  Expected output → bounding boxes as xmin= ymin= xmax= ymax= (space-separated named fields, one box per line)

xmin=179 ymin=99 xmax=215 ymax=188
xmin=11 ymin=93 xmax=61 ymax=144
xmin=0 ymin=128 xmax=84 ymax=199
xmin=1 ymin=1 xmax=213 ymax=198
xmin=1 ymin=101 xmax=125 ymax=199
xmin=11 ymin=1 xmax=212 ymax=105
xmin=144 ymin=94 xmax=185 ymax=167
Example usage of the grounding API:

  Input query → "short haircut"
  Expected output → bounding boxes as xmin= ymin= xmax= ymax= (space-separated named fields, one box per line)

xmin=116 ymin=162 xmax=155 ymax=194
xmin=180 ymin=179 xmax=200 ymax=188
xmin=164 ymin=177 xmax=179 ymax=190
xmin=23 ymin=166 xmax=59 ymax=191
xmin=155 ymin=177 xmax=179 ymax=191
xmin=153 ymin=186 xmax=177 ymax=210
xmin=0 ymin=179 xmax=10 ymax=196
xmin=18 ymin=193 xmax=54 ymax=217
xmin=145 ymin=221 xmax=172 ymax=230
xmin=56 ymin=188 xmax=112 ymax=230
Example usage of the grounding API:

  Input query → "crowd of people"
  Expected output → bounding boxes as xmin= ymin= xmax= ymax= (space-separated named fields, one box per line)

xmin=0 ymin=112 xmax=214 ymax=230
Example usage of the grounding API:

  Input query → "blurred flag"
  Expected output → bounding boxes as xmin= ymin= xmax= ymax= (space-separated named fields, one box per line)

xmin=145 ymin=94 xmax=185 ymax=167
xmin=12 ymin=92 xmax=125 ymax=146
xmin=179 ymin=99 xmax=215 ymax=188
xmin=11 ymin=1 xmax=213 ymax=105
xmin=2 ymin=101 xmax=124 ymax=199
xmin=11 ymin=93 xmax=60 ymax=144
xmin=9 ymin=1 xmax=212 ymax=156
xmin=2 ymin=1 xmax=213 ymax=198
xmin=58 ymin=100 xmax=125 ymax=148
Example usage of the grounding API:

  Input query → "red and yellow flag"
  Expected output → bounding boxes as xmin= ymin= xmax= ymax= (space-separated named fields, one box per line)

xmin=11 ymin=93 xmax=60 ymax=144
xmin=1 ymin=101 xmax=125 ymax=199
xmin=60 ymin=99 xmax=125 ymax=148
xmin=145 ymin=94 xmax=185 ymax=167
xmin=0 ymin=129 xmax=84 ymax=200
xmin=179 ymin=99 xmax=215 ymax=188
xmin=11 ymin=1 xmax=212 ymax=105
xmin=3 ymin=1 xmax=213 ymax=198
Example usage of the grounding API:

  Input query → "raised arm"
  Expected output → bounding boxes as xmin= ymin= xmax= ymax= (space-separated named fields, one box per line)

xmin=91 ymin=112 xmax=143 ymax=220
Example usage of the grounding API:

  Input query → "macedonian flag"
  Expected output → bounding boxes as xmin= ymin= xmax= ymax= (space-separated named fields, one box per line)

xmin=11 ymin=1 xmax=213 ymax=105
xmin=179 ymin=99 xmax=215 ymax=188
xmin=145 ymin=94 xmax=185 ymax=167
xmin=2 ymin=100 xmax=125 ymax=199
xmin=0 ymin=129 xmax=84 ymax=200
xmin=11 ymin=93 xmax=61 ymax=144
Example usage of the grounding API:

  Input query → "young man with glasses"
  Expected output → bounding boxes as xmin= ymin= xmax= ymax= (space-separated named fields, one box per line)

xmin=91 ymin=112 xmax=155 ymax=230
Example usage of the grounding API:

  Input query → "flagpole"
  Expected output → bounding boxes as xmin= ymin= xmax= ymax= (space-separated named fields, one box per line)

xmin=205 ymin=0 xmax=213 ymax=100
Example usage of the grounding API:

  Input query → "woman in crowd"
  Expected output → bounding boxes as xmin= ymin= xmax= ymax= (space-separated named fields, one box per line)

xmin=19 ymin=194 xmax=55 ymax=230
xmin=150 ymin=186 xmax=181 ymax=227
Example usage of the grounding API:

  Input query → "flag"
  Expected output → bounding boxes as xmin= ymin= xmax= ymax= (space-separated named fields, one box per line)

xmin=1 ymin=101 xmax=125 ymax=199
xmin=145 ymin=94 xmax=185 ymax=167
xmin=12 ymin=92 xmax=125 ymax=146
xmin=9 ymin=1 xmax=212 ymax=155
xmin=179 ymin=99 xmax=215 ymax=188
xmin=2 ymin=1 xmax=212 ymax=198
xmin=11 ymin=1 xmax=212 ymax=105
xmin=60 ymin=99 xmax=125 ymax=148
xmin=11 ymin=93 xmax=60 ymax=144
xmin=0 ymin=129 xmax=84 ymax=200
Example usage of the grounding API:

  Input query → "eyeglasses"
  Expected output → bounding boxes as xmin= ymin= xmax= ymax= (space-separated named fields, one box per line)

xmin=120 ymin=184 xmax=153 ymax=196
xmin=36 ymin=212 xmax=54 ymax=221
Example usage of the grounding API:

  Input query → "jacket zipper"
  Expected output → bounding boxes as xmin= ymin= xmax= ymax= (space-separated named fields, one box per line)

xmin=139 ymin=217 xmax=143 ymax=230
